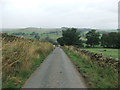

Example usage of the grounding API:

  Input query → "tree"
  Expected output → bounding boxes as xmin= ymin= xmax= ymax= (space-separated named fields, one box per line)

xmin=101 ymin=32 xmax=119 ymax=48
xmin=44 ymin=36 xmax=53 ymax=43
xmin=118 ymin=32 xmax=120 ymax=49
xmin=101 ymin=34 xmax=110 ymax=47
xmin=57 ymin=37 xmax=64 ymax=46
xmin=34 ymin=35 xmax=40 ymax=40
xmin=57 ymin=28 xmax=83 ymax=47
xmin=86 ymin=30 xmax=100 ymax=47
xmin=108 ymin=32 xmax=118 ymax=48
xmin=30 ymin=32 xmax=36 ymax=35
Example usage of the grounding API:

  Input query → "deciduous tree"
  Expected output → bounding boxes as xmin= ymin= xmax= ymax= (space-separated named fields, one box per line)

xmin=86 ymin=30 xmax=100 ymax=47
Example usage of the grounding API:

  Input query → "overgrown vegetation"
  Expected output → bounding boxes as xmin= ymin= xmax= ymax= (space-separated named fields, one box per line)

xmin=63 ymin=47 xmax=118 ymax=88
xmin=2 ymin=33 xmax=54 ymax=88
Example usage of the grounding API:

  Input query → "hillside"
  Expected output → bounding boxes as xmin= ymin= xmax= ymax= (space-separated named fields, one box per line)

xmin=2 ymin=28 xmax=118 ymax=43
xmin=2 ymin=27 xmax=62 ymax=34
xmin=2 ymin=27 xmax=117 ymax=33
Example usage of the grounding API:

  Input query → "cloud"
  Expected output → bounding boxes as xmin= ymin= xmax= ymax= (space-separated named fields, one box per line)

xmin=0 ymin=0 xmax=119 ymax=29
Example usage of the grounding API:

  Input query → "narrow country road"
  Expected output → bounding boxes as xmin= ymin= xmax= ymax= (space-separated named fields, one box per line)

xmin=23 ymin=47 xmax=87 ymax=88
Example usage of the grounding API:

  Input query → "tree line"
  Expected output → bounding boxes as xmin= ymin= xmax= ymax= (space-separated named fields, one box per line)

xmin=12 ymin=32 xmax=40 ymax=40
xmin=57 ymin=28 xmax=120 ymax=49
xmin=101 ymin=32 xmax=120 ymax=48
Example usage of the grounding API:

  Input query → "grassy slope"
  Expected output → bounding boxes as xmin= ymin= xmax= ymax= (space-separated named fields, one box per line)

xmin=63 ymin=48 xmax=118 ymax=88
xmin=3 ymin=28 xmax=62 ymax=34
xmin=2 ymin=34 xmax=54 ymax=88
xmin=3 ymin=28 xmax=62 ymax=42
xmin=3 ymin=28 xmax=117 ymax=41
xmin=81 ymin=48 xmax=119 ymax=59
xmin=40 ymin=33 xmax=62 ymax=40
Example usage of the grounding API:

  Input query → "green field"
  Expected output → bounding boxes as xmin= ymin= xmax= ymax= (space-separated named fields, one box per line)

xmin=40 ymin=33 xmax=62 ymax=41
xmin=3 ymin=28 xmax=62 ymax=42
xmin=81 ymin=48 xmax=119 ymax=59
xmin=3 ymin=28 xmax=62 ymax=34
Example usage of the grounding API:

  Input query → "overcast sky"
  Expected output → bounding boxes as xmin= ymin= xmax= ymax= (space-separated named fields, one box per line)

xmin=0 ymin=0 xmax=119 ymax=29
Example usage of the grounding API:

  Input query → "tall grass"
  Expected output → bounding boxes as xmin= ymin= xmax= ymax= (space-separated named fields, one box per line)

xmin=2 ymin=34 xmax=54 ymax=88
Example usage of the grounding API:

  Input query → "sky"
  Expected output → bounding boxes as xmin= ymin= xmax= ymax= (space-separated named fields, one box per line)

xmin=0 ymin=0 xmax=119 ymax=29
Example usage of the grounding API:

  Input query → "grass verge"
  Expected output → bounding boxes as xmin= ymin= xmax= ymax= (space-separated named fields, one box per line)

xmin=63 ymin=48 xmax=118 ymax=88
xmin=3 ymin=51 xmax=52 ymax=88
xmin=2 ymin=34 xmax=54 ymax=88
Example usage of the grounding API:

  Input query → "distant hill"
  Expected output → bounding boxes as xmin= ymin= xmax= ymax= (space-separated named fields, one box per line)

xmin=2 ymin=27 xmax=63 ymax=34
xmin=2 ymin=27 xmax=117 ymax=34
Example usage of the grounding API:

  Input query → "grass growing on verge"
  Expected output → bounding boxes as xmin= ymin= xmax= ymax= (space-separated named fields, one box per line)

xmin=63 ymin=48 xmax=118 ymax=88
xmin=2 ymin=34 xmax=54 ymax=88
xmin=3 ymin=53 xmax=51 ymax=88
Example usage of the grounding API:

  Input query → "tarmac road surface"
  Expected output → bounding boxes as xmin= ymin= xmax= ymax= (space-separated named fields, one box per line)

xmin=23 ymin=47 xmax=87 ymax=88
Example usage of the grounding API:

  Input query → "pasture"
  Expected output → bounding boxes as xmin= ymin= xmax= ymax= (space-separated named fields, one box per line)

xmin=81 ymin=48 xmax=119 ymax=59
xmin=3 ymin=28 xmax=62 ymax=42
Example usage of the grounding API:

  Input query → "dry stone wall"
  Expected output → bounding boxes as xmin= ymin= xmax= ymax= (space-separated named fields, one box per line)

xmin=1 ymin=33 xmax=34 ymax=43
xmin=65 ymin=46 xmax=119 ymax=73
